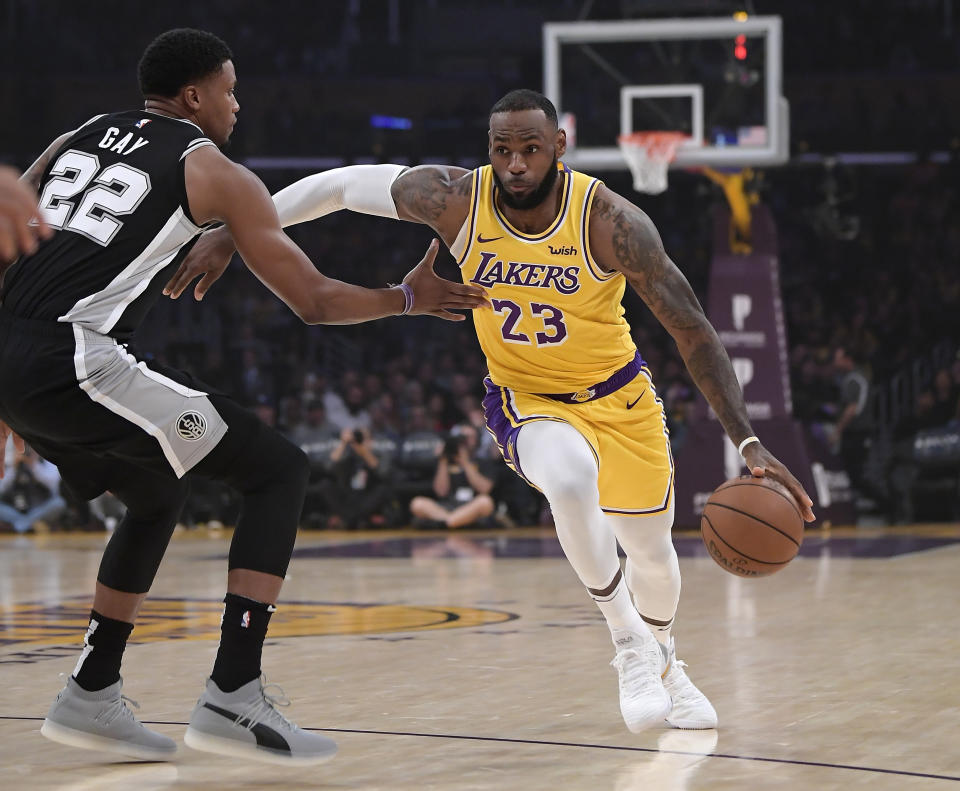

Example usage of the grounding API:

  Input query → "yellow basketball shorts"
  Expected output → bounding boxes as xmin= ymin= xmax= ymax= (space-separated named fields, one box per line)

xmin=482 ymin=353 xmax=674 ymax=517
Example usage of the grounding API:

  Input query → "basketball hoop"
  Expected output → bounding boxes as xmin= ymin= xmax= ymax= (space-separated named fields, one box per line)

xmin=617 ymin=132 xmax=688 ymax=195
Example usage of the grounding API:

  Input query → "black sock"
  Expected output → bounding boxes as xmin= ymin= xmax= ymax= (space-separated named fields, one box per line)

xmin=211 ymin=593 xmax=275 ymax=693
xmin=72 ymin=610 xmax=134 ymax=692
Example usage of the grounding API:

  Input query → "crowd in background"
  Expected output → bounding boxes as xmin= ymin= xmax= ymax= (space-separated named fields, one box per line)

xmin=4 ymin=1 xmax=960 ymax=163
xmin=2 ymin=1 xmax=959 ymax=532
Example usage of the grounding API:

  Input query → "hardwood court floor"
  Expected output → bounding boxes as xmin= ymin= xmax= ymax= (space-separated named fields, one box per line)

xmin=2 ymin=524 xmax=960 ymax=790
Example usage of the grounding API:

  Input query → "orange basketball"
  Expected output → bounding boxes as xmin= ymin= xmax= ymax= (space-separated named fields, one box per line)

xmin=700 ymin=476 xmax=804 ymax=577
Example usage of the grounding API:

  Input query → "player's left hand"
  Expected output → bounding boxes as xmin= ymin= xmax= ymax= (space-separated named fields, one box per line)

xmin=163 ymin=226 xmax=235 ymax=301
xmin=0 ymin=420 xmax=26 ymax=479
xmin=402 ymin=239 xmax=490 ymax=321
xmin=742 ymin=442 xmax=816 ymax=523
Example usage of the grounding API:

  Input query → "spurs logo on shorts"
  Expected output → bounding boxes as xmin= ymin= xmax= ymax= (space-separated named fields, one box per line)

xmin=176 ymin=410 xmax=207 ymax=441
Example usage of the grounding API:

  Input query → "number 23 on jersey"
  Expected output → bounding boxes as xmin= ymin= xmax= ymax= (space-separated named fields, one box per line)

xmin=492 ymin=298 xmax=568 ymax=347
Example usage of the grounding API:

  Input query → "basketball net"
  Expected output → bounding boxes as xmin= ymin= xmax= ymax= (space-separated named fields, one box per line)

xmin=617 ymin=132 xmax=688 ymax=195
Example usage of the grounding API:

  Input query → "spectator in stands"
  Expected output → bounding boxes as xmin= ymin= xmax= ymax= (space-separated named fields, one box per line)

xmin=392 ymin=405 xmax=444 ymax=508
xmin=831 ymin=346 xmax=873 ymax=492
xmin=340 ymin=381 xmax=373 ymax=431
xmin=252 ymin=394 xmax=277 ymax=428
xmin=320 ymin=427 xmax=391 ymax=529
xmin=0 ymin=445 xmax=65 ymax=533
xmin=409 ymin=429 xmax=495 ymax=529
xmin=931 ymin=368 xmax=958 ymax=426
xmin=290 ymin=398 xmax=338 ymax=452
xmin=290 ymin=398 xmax=341 ymax=530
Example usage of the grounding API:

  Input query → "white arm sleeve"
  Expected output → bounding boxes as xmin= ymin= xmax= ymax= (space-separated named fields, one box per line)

xmin=272 ymin=164 xmax=407 ymax=228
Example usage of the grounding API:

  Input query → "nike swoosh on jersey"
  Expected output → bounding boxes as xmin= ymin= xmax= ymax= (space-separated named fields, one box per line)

xmin=476 ymin=234 xmax=504 ymax=243
xmin=202 ymin=701 xmax=291 ymax=752
xmin=626 ymin=389 xmax=647 ymax=409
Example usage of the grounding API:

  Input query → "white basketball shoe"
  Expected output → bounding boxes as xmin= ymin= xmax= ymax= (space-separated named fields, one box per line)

xmin=662 ymin=638 xmax=718 ymax=729
xmin=610 ymin=628 xmax=673 ymax=733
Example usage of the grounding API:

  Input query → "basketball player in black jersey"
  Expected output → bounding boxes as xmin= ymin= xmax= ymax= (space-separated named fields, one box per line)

xmin=0 ymin=28 xmax=487 ymax=765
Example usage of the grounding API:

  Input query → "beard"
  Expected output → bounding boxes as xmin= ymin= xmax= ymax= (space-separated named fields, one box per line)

xmin=493 ymin=154 xmax=559 ymax=211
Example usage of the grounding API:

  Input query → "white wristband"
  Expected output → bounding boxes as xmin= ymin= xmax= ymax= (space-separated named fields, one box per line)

xmin=737 ymin=436 xmax=760 ymax=455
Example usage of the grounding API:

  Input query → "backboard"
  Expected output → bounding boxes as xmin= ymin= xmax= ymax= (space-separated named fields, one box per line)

xmin=543 ymin=15 xmax=788 ymax=171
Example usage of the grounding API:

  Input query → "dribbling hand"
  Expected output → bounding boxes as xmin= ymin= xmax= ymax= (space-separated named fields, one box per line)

xmin=402 ymin=239 xmax=489 ymax=321
xmin=742 ymin=442 xmax=816 ymax=522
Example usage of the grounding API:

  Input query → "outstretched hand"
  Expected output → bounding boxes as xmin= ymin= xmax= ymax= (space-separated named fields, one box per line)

xmin=0 ymin=166 xmax=52 ymax=262
xmin=163 ymin=226 xmax=235 ymax=301
xmin=742 ymin=442 xmax=816 ymax=522
xmin=402 ymin=239 xmax=489 ymax=321
xmin=0 ymin=420 xmax=25 ymax=479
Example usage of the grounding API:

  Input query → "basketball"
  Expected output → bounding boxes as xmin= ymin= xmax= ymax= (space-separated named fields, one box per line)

xmin=700 ymin=476 xmax=804 ymax=577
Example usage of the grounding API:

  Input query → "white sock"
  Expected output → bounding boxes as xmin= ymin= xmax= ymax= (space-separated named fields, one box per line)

xmin=642 ymin=616 xmax=674 ymax=648
xmin=590 ymin=571 xmax=651 ymax=638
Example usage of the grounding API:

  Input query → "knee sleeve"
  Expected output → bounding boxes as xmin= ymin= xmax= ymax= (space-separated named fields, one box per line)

xmin=518 ymin=421 xmax=599 ymax=513
xmin=193 ymin=398 xmax=309 ymax=578
xmin=97 ymin=473 xmax=189 ymax=593
xmin=517 ymin=420 xmax=619 ymax=589
xmin=610 ymin=508 xmax=681 ymax=621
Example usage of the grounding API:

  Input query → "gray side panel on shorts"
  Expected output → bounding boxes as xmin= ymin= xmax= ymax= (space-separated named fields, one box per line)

xmin=72 ymin=326 xmax=227 ymax=477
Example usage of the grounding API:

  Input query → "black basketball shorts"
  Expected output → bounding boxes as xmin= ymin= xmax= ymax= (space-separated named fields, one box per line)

xmin=0 ymin=311 xmax=228 ymax=499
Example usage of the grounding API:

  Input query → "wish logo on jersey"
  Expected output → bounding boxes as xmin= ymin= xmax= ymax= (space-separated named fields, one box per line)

xmin=469 ymin=250 xmax=580 ymax=295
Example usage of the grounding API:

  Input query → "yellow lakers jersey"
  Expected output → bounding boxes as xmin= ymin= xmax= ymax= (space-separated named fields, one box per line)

xmin=456 ymin=163 xmax=636 ymax=393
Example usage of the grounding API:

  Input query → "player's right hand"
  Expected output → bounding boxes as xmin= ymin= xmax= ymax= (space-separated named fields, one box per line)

xmin=402 ymin=239 xmax=489 ymax=321
xmin=0 ymin=420 xmax=26 ymax=478
xmin=742 ymin=442 xmax=816 ymax=522
xmin=0 ymin=166 xmax=51 ymax=262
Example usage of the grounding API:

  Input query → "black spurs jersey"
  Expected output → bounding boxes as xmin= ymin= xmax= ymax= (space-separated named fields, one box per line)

xmin=1 ymin=111 xmax=216 ymax=340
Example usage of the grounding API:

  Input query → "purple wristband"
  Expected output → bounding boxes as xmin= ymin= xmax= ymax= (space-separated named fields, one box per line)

xmin=397 ymin=283 xmax=414 ymax=315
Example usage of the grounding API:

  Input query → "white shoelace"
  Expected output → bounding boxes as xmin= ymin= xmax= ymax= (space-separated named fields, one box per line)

xmin=610 ymin=641 xmax=664 ymax=695
xmin=95 ymin=694 xmax=140 ymax=727
xmin=233 ymin=680 xmax=297 ymax=733
xmin=664 ymin=659 xmax=703 ymax=705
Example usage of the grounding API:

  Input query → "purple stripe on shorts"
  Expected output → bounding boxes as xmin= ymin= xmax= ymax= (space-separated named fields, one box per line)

xmin=482 ymin=377 xmax=530 ymax=482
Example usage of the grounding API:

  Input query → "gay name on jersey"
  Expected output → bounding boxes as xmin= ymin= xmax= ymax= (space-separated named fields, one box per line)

xmin=469 ymin=251 xmax=581 ymax=295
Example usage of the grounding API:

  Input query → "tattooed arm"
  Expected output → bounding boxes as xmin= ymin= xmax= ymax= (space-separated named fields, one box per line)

xmin=389 ymin=165 xmax=473 ymax=247
xmin=589 ymin=185 xmax=814 ymax=521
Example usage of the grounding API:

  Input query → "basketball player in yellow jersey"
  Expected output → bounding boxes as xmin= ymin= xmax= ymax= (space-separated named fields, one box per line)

xmin=169 ymin=89 xmax=815 ymax=734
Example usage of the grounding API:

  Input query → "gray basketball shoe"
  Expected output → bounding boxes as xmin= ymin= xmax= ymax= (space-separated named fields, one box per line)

xmin=184 ymin=677 xmax=338 ymax=766
xmin=40 ymin=676 xmax=177 ymax=760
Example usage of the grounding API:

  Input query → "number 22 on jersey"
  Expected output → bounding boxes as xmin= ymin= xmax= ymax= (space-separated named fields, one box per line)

xmin=38 ymin=149 xmax=151 ymax=246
